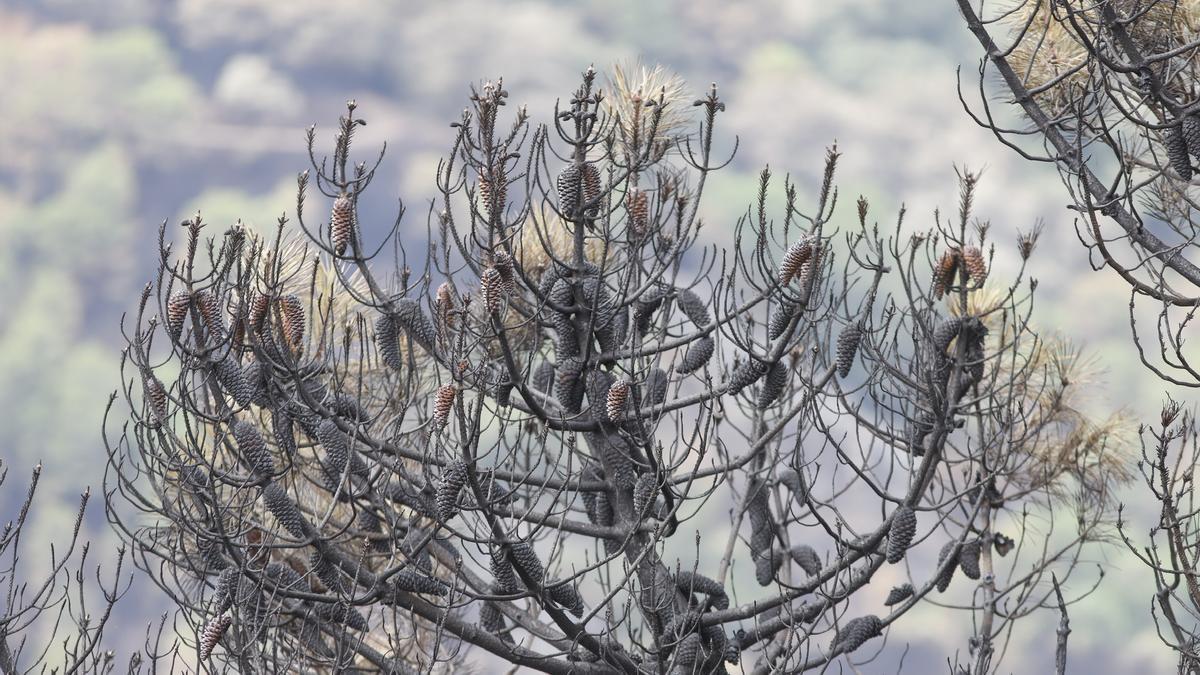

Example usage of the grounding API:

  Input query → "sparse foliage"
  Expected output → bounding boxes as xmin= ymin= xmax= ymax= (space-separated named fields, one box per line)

xmin=102 ymin=65 xmax=1133 ymax=673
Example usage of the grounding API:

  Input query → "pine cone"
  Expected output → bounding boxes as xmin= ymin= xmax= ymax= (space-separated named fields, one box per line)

xmin=556 ymin=164 xmax=584 ymax=217
xmin=435 ymin=282 xmax=456 ymax=332
xmin=436 ymin=460 xmax=468 ymax=521
xmin=243 ymin=360 xmax=271 ymax=407
xmin=554 ymin=356 xmax=585 ymax=413
xmin=754 ymin=549 xmax=782 ymax=586
xmin=961 ymin=246 xmax=987 ymax=284
xmin=271 ymin=409 xmax=296 ymax=457
xmin=633 ymin=473 xmax=656 ymax=517
xmin=583 ymin=473 xmax=614 ymax=527
xmin=756 ymin=361 xmax=788 ymax=408
xmin=533 ymin=361 xmax=556 ymax=394
xmin=932 ymin=248 xmax=961 ymax=299
xmin=673 ymin=633 xmax=701 ymax=670
xmin=768 ymin=301 xmax=797 ymax=340
xmin=634 ymin=287 xmax=668 ymax=335
xmin=393 ymin=569 xmax=447 ymax=596
xmin=547 ymin=580 xmax=585 ymax=617
xmin=728 ymin=359 xmax=768 ymax=395
xmin=884 ymin=583 xmax=914 ymax=606
xmin=833 ymin=615 xmax=883 ymax=653
xmin=510 ymin=541 xmax=545 ymax=582
xmin=492 ymin=250 xmax=516 ymax=294
xmin=374 ymin=314 xmax=402 ymax=370
xmin=247 ymin=292 xmax=271 ymax=334
xmin=477 ymin=170 xmax=507 ymax=218
xmin=213 ymin=567 xmax=239 ymax=614
xmin=262 ymin=481 xmax=307 ymax=539
xmin=480 ymin=596 xmax=512 ymax=643
xmin=935 ymin=541 xmax=959 ymax=592
xmin=317 ymin=601 xmax=368 ymax=631
xmin=432 ymin=384 xmax=457 ymax=432
xmin=887 ymin=505 xmax=917 ymax=564
xmin=836 ymin=324 xmax=862 ymax=378
xmin=778 ymin=235 xmax=814 ymax=285
xmin=959 ymin=538 xmax=982 ymax=580
xmin=797 ymin=240 xmax=824 ymax=295
xmin=143 ymin=376 xmax=169 ymax=425
xmin=310 ymin=551 xmax=345 ymax=594
xmin=165 ymin=291 xmax=191 ymax=343
xmin=674 ymin=571 xmax=729 ymax=611
xmin=233 ymin=420 xmax=275 ymax=476
xmin=193 ymin=289 xmax=226 ymax=339
xmin=263 ymin=561 xmax=305 ymax=591
xmin=678 ymin=336 xmax=715 ymax=374
xmin=278 ymin=295 xmax=305 ymax=351
xmin=747 ymin=480 xmax=776 ymax=586
xmin=331 ymin=192 xmax=354 ymax=255
xmin=931 ymin=317 xmax=963 ymax=356
xmin=393 ymin=298 xmax=438 ymax=355
xmin=1184 ymin=114 xmax=1200 ymax=160
xmin=212 ymin=355 xmax=251 ymax=407
xmin=645 ymin=368 xmax=669 ymax=405
xmin=626 ymin=187 xmax=650 ymax=238
xmin=675 ymin=288 xmax=711 ymax=327
xmin=480 ymin=266 xmax=505 ymax=314
xmin=789 ymin=544 xmax=822 ymax=576
xmin=580 ymin=163 xmax=602 ymax=217
xmin=606 ymin=379 xmax=631 ymax=421
xmin=1165 ymin=124 xmax=1194 ymax=179
xmin=198 ymin=613 xmax=232 ymax=661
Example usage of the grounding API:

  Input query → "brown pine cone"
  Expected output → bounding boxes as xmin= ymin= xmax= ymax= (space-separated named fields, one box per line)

xmin=961 ymin=246 xmax=987 ymax=284
xmin=278 ymin=295 xmax=305 ymax=350
xmin=477 ymin=170 xmax=507 ymax=218
xmin=492 ymin=251 xmax=516 ymax=294
xmin=778 ymin=235 xmax=814 ymax=285
xmin=193 ymin=289 xmax=226 ymax=339
xmin=580 ymin=163 xmax=602 ymax=217
xmin=480 ymin=267 xmax=505 ymax=314
xmin=165 ymin=291 xmax=191 ymax=343
xmin=626 ymin=187 xmax=649 ymax=238
xmin=143 ymin=375 xmax=168 ymax=425
xmin=932 ymin=248 xmax=961 ymax=299
xmin=198 ymin=613 xmax=232 ymax=661
xmin=432 ymin=384 xmax=457 ymax=431
xmin=605 ymin=379 xmax=631 ymax=421
xmin=331 ymin=192 xmax=354 ymax=255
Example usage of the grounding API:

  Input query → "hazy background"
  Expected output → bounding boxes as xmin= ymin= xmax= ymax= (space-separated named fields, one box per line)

xmin=0 ymin=0 xmax=1188 ymax=672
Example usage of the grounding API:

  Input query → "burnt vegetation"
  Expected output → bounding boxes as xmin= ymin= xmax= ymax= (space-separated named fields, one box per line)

xmin=38 ymin=63 xmax=1137 ymax=673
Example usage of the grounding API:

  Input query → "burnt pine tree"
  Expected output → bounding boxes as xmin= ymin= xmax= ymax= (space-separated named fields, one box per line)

xmin=958 ymin=0 xmax=1200 ymax=386
xmin=105 ymin=65 xmax=1132 ymax=673
xmin=958 ymin=3 xmax=1200 ymax=670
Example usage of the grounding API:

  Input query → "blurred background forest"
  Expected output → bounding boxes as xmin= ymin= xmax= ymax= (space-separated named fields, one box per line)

xmin=0 ymin=0 xmax=1187 ymax=671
